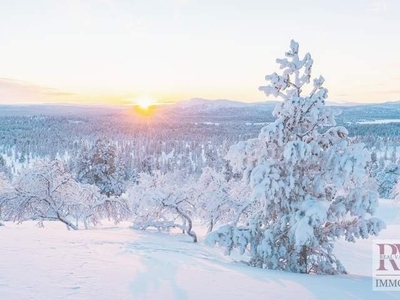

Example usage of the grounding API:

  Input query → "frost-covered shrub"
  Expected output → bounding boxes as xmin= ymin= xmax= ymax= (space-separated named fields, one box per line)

xmin=206 ymin=40 xmax=385 ymax=274
xmin=0 ymin=160 xmax=83 ymax=229
xmin=194 ymin=167 xmax=249 ymax=233
xmin=129 ymin=172 xmax=198 ymax=242
xmin=0 ymin=173 xmax=13 ymax=226
xmin=0 ymin=160 xmax=130 ymax=230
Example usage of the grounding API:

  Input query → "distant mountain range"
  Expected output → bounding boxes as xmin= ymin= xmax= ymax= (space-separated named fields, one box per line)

xmin=1 ymin=98 xmax=400 ymax=124
xmin=167 ymin=98 xmax=400 ymax=123
xmin=171 ymin=98 xmax=277 ymax=114
xmin=172 ymin=97 xmax=385 ymax=109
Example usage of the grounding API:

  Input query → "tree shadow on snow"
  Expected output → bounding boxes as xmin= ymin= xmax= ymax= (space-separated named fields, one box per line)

xmin=126 ymin=232 xmax=191 ymax=300
xmin=129 ymin=257 xmax=188 ymax=300
xmin=124 ymin=231 xmax=398 ymax=300
xmin=197 ymin=258 xmax=399 ymax=300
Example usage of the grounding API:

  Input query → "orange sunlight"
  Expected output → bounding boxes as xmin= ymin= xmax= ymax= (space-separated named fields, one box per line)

xmin=133 ymin=105 xmax=157 ymax=118
xmin=128 ymin=96 xmax=157 ymax=120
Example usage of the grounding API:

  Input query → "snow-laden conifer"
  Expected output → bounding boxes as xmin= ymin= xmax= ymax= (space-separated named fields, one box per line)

xmin=77 ymin=139 xmax=126 ymax=198
xmin=206 ymin=40 xmax=385 ymax=274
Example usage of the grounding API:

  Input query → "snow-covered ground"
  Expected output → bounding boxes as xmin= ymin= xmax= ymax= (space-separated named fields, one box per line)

xmin=1 ymin=200 xmax=399 ymax=300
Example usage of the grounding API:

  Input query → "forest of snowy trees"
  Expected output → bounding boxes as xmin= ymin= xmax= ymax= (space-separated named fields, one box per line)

xmin=0 ymin=40 xmax=399 ymax=275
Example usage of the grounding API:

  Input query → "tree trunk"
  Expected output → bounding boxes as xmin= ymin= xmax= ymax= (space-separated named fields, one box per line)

xmin=182 ymin=218 xmax=186 ymax=234
xmin=56 ymin=212 xmax=78 ymax=230
xmin=174 ymin=206 xmax=197 ymax=243
xmin=207 ymin=218 xmax=214 ymax=233
xmin=83 ymin=217 xmax=89 ymax=230
xmin=299 ymin=245 xmax=308 ymax=274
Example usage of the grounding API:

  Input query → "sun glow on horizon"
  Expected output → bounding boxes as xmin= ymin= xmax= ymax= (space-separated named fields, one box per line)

xmin=135 ymin=96 xmax=155 ymax=110
xmin=130 ymin=95 xmax=159 ymax=118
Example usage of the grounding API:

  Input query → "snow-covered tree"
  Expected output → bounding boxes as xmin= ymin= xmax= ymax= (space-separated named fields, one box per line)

xmin=393 ymin=177 xmax=400 ymax=202
xmin=368 ymin=149 xmax=380 ymax=178
xmin=0 ymin=160 xmax=82 ymax=229
xmin=0 ymin=160 xmax=130 ymax=230
xmin=0 ymin=156 xmax=12 ymax=180
xmin=194 ymin=167 xmax=249 ymax=233
xmin=76 ymin=139 xmax=127 ymax=198
xmin=129 ymin=172 xmax=197 ymax=242
xmin=206 ymin=40 xmax=385 ymax=274
xmin=376 ymin=161 xmax=400 ymax=198
xmin=68 ymin=183 xmax=131 ymax=229
xmin=0 ymin=173 xmax=13 ymax=226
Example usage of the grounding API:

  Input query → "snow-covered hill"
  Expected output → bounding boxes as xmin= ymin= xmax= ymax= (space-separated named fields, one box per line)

xmin=1 ymin=99 xmax=400 ymax=124
xmin=0 ymin=199 xmax=399 ymax=300
xmin=175 ymin=98 xmax=252 ymax=109
xmin=170 ymin=98 xmax=278 ymax=116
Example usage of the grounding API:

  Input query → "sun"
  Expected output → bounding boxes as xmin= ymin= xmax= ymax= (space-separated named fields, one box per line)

xmin=135 ymin=96 xmax=155 ymax=110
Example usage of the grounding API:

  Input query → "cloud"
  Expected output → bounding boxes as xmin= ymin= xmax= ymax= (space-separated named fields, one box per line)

xmin=366 ymin=0 xmax=388 ymax=12
xmin=43 ymin=91 xmax=76 ymax=97
xmin=376 ymin=89 xmax=400 ymax=95
xmin=0 ymin=78 xmax=75 ymax=104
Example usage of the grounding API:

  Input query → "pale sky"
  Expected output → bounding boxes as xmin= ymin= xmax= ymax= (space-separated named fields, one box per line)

xmin=0 ymin=0 xmax=399 ymax=105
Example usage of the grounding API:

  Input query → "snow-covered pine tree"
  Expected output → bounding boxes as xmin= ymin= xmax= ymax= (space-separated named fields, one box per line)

xmin=393 ymin=176 xmax=400 ymax=202
xmin=77 ymin=139 xmax=126 ymax=198
xmin=206 ymin=40 xmax=385 ymax=274
xmin=376 ymin=161 xmax=400 ymax=198
xmin=368 ymin=149 xmax=380 ymax=178
xmin=0 ymin=156 xmax=12 ymax=180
